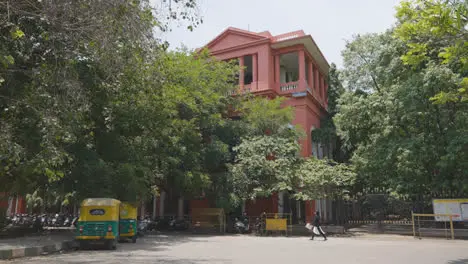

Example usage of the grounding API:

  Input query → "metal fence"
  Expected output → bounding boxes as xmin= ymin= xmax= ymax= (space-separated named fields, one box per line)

xmin=337 ymin=194 xmax=436 ymax=225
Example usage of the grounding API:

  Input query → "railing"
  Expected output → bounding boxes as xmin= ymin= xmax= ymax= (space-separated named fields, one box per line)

xmin=279 ymin=82 xmax=299 ymax=92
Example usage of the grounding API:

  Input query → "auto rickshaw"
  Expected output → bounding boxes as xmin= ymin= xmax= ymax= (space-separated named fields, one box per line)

xmin=75 ymin=198 xmax=121 ymax=250
xmin=119 ymin=202 xmax=138 ymax=243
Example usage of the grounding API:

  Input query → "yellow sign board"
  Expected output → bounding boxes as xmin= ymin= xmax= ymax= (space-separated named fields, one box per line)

xmin=266 ymin=219 xmax=287 ymax=231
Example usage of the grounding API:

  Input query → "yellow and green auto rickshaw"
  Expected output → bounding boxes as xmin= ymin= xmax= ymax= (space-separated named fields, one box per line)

xmin=119 ymin=202 xmax=138 ymax=243
xmin=75 ymin=198 xmax=121 ymax=250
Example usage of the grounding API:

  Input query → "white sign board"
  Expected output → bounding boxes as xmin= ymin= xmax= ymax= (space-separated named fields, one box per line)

xmin=462 ymin=203 xmax=468 ymax=220
xmin=432 ymin=199 xmax=468 ymax=222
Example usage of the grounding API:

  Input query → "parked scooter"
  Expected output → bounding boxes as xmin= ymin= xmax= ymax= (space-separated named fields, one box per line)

xmin=63 ymin=214 xmax=74 ymax=227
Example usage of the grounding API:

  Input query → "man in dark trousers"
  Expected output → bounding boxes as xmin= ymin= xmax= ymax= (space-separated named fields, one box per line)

xmin=311 ymin=211 xmax=327 ymax=241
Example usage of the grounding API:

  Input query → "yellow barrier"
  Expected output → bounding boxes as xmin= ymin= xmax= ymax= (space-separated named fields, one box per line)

xmin=260 ymin=213 xmax=291 ymax=236
xmin=412 ymin=212 xmax=456 ymax=240
xmin=266 ymin=219 xmax=287 ymax=231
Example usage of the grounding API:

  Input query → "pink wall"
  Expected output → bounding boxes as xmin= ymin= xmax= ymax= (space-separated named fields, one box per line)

xmin=282 ymin=97 xmax=322 ymax=157
xmin=0 ymin=193 xmax=26 ymax=215
xmin=245 ymin=193 xmax=278 ymax=217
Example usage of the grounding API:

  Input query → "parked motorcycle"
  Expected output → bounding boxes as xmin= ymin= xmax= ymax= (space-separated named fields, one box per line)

xmin=137 ymin=218 xmax=150 ymax=237
xmin=234 ymin=217 xmax=250 ymax=234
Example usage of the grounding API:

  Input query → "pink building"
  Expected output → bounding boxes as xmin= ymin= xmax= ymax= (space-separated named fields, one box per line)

xmin=153 ymin=28 xmax=333 ymax=224
xmin=204 ymin=27 xmax=331 ymax=223
xmin=203 ymin=27 xmax=329 ymax=156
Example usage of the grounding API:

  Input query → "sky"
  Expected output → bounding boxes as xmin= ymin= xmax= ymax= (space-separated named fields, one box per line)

xmin=155 ymin=0 xmax=402 ymax=68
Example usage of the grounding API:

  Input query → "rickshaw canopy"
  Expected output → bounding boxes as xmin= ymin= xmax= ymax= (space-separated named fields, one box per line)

xmin=81 ymin=198 xmax=121 ymax=207
xmin=120 ymin=202 xmax=138 ymax=219
xmin=79 ymin=198 xmax=121 ymax=221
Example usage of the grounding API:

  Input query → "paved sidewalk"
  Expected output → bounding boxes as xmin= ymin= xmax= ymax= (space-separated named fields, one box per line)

xmin=0 ymin=231 xmax=74 ymax=260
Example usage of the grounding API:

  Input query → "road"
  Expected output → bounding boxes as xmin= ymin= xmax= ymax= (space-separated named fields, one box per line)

xmin=3 ymin=234 xmax=468 ymax=264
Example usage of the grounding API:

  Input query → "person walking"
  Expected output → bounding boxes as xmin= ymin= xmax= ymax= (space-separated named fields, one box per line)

xmin=311 ymin=211 xmax=327 ymax=241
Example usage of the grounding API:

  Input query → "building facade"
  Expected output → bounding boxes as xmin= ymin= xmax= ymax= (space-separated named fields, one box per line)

xmin=203 ymin=27 xmax=330 ymax=157
xmin=153 ymin=28 xmax=333 ymax=224
xmin=0 ymin=193 xmax=26 ymax=216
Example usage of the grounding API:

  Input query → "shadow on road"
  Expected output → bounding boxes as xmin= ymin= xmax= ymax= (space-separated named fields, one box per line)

xmin=14 ymin=233 xmax=231 ymax=264
xmin=447 ymin=259 xmax=468 ymax=264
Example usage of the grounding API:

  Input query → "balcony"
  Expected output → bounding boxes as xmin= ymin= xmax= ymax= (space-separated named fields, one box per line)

xmin=279 ymin=82 xmax=299 ymax=93
xmin=274 ymin=51 xmax=328 ymax=110
xmin=276 ymin=52 xmax=305 ymax=95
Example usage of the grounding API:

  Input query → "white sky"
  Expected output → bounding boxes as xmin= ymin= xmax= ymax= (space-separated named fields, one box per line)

xmin=155 ymin=0 xmax=402 ymax=68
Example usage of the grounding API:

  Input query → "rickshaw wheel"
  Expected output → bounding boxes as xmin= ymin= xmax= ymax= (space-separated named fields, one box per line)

xmin=79 ymin=241 xmax=89 ymax=250
xmin=107 ymin=240 xmax=117 ymax=250
xmin=131 ymin=236 xmax=137 ymax=243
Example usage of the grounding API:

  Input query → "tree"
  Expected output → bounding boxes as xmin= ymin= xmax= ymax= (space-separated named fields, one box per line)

xmin=147 ymin=49 xmax=238 ymax=198
xmin=335 ymin=31 xmax=468 ymax=198
xmin=311 ymin=63 xmax=349 ymax=162
xmin=0 ymin=0 xmax=207 ymax=202
xmin=295 ymin=158 xmax=356 ymax=201
xmin=228 ymin=95 xmax=356 ymax=204
xmin=394 ymin=0 xmax=468 ymax=103
xmin=239 ymin=96 xmax=295 ymax=136
xmin=226 ymin=96 xmax=301 ymax=202
xmin=229 ymin=135 xmax=302 ymax=201
xmin=25 ymin=190 xmax=43 ymax=214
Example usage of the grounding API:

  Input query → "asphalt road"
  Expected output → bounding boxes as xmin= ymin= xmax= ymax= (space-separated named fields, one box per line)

xmin=3 ymin=234 xmax=468 ymax=264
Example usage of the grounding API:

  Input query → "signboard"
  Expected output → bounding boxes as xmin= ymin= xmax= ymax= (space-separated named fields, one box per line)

xmin=432 ymin=199 xmax=468 ymax=222
xmin=265 ymin=219 xmax=287 ymax=231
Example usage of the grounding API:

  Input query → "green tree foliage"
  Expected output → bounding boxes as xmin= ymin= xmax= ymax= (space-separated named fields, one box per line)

xmin=25 ymin=190 xmax=43 ymax=214
xmin=228 ymin=96 xmax=355 ymax=203
xmin=239 ymin=96 xmax=294 ymax=135
xmin=311 ymin=63 xmax=349 ymax=162
xmin=229 ymin=135 xmax=302 ymax=201
xmin=150 ymin=49 xmax=239 ymax=197
xmin=225 ymin=97 xmax=299 ymax=205
xmin=335 ymin=31 xmax=468 ymax=198
xmin=394 ymin=0 xmax=468 ymax=103
xmin=295 ymin=158 xmax=356 ymax=201
xmin=0 ymin=0 xmax=214 ymax=203
xmin=0 ymin=0 xmax=358 ymax=210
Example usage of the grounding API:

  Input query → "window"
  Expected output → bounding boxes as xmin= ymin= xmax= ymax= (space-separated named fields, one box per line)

xmin=243 ymin=55 xmax=253 ymax=85
xmin=89 ymin=209 xmax=105 ymax=215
